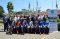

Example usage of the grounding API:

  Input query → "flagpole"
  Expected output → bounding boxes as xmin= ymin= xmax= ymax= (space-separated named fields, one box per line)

xmin=52 ymin=0 xmax=53 ymax=9
xmin=36 ymin=0 xmax=38 ymax=13
xmin=28 ymin=1 xmax=31 ymax=16
xmin=56 ymin=0 xmax=58 ymax=18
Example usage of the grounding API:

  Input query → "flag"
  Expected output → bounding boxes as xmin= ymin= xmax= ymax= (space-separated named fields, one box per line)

xmin=29 ymin=2 xmax=30 ymax=9
xmin=56 ymin=0 xmax=58 ymax=8
xmin=36 ymin=0 xmax=38 ymax=7
xmin=36 ymin=0 xmax=38 ymax=11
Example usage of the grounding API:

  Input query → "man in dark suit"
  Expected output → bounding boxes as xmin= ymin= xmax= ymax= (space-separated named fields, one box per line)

xmin=3 ymin=14 xmax=8 ymax=32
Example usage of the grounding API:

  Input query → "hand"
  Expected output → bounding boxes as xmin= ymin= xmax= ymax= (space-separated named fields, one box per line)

xmin=14 ymin=26 xmax=15 ymax=28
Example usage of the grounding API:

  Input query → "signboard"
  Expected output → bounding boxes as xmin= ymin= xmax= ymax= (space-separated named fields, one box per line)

xmin=48 ymin=9 xmax=58 ymax=32
xmin=48 ymin=9 xmax=57 ymax=17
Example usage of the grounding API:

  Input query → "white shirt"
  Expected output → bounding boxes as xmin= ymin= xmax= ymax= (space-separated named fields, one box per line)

xmin=17 ymin=17 xmax=20 ymax=20
xmin=29 ymin=21 xmax=33 ymax=26
xmin=38 ymin=15 xmax=44 ymax=20
xmin=13 ymin=16 xmax=17 ymax=22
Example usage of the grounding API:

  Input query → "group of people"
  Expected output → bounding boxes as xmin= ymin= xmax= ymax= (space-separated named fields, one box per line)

xmin=3 ymin=14 xmax=49 ymax=35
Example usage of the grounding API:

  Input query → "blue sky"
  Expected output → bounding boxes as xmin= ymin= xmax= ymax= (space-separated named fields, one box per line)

xmin=0 ymin=0 xmax=60 ymax=13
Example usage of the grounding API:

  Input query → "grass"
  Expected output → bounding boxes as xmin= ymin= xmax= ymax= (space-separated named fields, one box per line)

xmin=0 ymin=19 xmax=3 ymax=23
xmin=0 ymin=18 xmax=3 ymax=26
xmin=0 ymin=23 xmax=3 ymax=27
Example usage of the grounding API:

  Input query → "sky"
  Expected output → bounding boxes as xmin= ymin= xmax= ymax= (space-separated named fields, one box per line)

xmin=0 ymin=0 xmax=60 ymax=13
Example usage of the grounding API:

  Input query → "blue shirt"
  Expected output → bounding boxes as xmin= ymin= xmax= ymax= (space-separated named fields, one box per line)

xmin=3 ymin=16 xmax=8 ymax=23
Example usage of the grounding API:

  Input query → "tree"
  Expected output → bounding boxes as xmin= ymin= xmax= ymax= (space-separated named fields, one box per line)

xmin=37 ymin=9 xmax=40 ymax=13
xmin=0 ymin=6 xmax=4 ymax=17
xmin=7 ymin=1 xmax=13 ymax=13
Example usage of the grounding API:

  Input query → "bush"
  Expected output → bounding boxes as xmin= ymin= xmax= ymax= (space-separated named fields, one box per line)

xmin=0 ymin=19 xmax=3 ymax=23
xmin=57 ymin=18 xmax=60 ymax=22
xmin=57 ymin=18 xmax=60 ymax=31
xmin=58 ymin=24 xmax=60 ymax=31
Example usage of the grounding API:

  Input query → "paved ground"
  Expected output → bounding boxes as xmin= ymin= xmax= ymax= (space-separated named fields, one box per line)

xmin=0 ymin=23 xmax=60 ymax=39
xmin=44 ymin=31 xmax=60 ymax=39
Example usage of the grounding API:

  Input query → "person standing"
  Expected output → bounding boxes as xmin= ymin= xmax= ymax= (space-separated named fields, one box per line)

xmin=29 ymin=20 xmax=34 ymax=33
xmin=16 ymin=20 xmax=21 ymax=34
xmin=13 ymin=15 xmax=18 ymax=28
xmin=12 ymin=15 xmax=17 ymax=33
xmin=6 ymin=17 xmax=12 ymax=35
xmin=3 ymin=14 xmax=9 ymax=32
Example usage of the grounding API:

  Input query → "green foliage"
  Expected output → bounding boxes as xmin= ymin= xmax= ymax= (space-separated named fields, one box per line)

xmin=57 ymin=18 xmax=60 ymax=22
xmin=21 ymin=9 xmax=30 ymax=14
xmin=7 ymin=1 xmax=13 ymax=13
xmin=57 ymin=18 xmax=60 ymax=31
xmin=58 ymin=24 xmax=60 ymax=31
xmin=0 ymin=6 xmax=4 ymax=17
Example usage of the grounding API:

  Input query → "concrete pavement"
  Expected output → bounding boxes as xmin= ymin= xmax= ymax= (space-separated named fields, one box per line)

xmin=0 ymin=24 xmax=60 ymax=39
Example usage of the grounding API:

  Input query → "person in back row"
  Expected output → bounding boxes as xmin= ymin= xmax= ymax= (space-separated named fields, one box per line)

xmin=22 ymin=19 xmax=28 ymax=33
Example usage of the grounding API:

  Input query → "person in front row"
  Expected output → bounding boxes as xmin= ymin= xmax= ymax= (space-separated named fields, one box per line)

xmin=22 ymin=19 xmax=27 ymax=33
xmin=29 ymin=20 xmax=34 ymax=33
xmin=16 ymin=20 xmax=21 ymax=34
